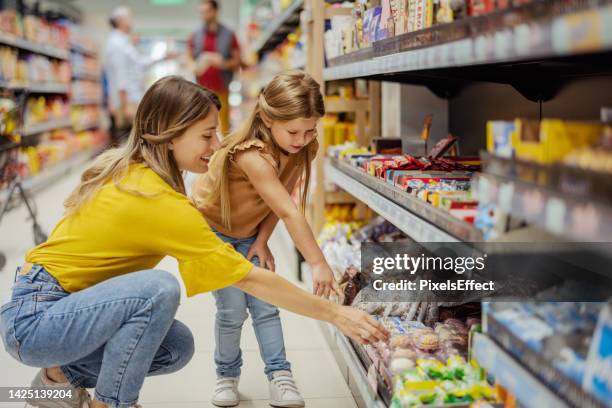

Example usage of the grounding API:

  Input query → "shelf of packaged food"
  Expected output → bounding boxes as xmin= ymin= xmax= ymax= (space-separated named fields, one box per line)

xmin=482 ymin=311 xmax=605 ymax=408
xmin=475 ymin=172 xmax=612 ymax=242
xmin=325 ymin=98 xmax=370 ymax=113
xmin=0 ymin=31 xmax=69 ymax=60
xmin=0 ymin=144 xmax=106 ymax=204
xmin=325 ymin=158 xmax=482 ymax=242
xmin=472 ymin=332 xmax=570 ymax=408
xmin=302 ymin=267 xmax=387 ymax=408
xmin=23 ymin=118 xmax=72 ymax=136
xmin=246 ymin=0 xmax=304 ymax=58
xmin=0 ymin=81 xmax=70 ymax=94
xmin=482 ymin=152 xmax=611 ymax=206
xmin=323 ymin=2 xmax=612 ymax=89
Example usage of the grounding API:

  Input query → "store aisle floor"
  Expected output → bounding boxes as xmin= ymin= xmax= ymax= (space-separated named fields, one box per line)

xmin=0 ymin=167 xmax=356 ymax=408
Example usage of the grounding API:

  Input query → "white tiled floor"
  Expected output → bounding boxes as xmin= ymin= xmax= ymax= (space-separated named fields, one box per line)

xmin=0 ymin=166 xmax=356 ymax=408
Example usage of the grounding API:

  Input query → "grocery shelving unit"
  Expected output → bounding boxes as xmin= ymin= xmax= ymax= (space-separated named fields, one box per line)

xmin=0 ymin=30 xmax=69 ymax=60
xmin=0 ymin=5 xmax=107 ymax=210
xmin=306 ymin=0 xmax=381 ymax=234
xmin=297 ymin=0 xmax=612 ymax=407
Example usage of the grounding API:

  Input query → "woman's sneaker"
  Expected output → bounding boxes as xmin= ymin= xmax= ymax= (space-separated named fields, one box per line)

xmin=211 ymin=377 xmax=240 ymax=407
xmin=268 ymin=371 xmax=305 ymax=408
xmin=25 ymin=369 xmax=91 ymax=407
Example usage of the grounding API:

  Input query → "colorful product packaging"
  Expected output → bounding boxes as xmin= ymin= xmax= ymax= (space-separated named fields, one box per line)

xmin=408 ymin=0 xmax=434 ymax=32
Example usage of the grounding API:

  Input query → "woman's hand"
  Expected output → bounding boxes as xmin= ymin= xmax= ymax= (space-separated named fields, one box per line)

xmin=333 ymin=305 xmax=389 ymax=345
xmin=311 ymin=261 xmax=340 ymax=298
xmin=247 ymin=240 xmax=275 ymax=272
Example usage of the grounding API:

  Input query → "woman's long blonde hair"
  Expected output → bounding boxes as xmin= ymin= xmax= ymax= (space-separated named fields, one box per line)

xmin=205 ymin=70 xmax=325 ymax=230
xmin=64 ymin=76 xmax=220 ymax=213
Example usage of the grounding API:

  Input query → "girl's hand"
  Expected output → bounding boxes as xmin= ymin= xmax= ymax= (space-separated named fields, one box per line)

xmin=333 ymin=305 xmax=389 ymax=345
xmin=247 ymin=240 xmax=275 ymax=272
xmin=311 ymin=261 xmax=340 ymax=298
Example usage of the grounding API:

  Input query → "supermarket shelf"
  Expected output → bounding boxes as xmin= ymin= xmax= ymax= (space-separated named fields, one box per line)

xmin=323 ymin=2 xmax=612 ymax=100
xmin=473 ymin=333 xmax=570 ymax=408
xmin=0 ymin=81 xmax=70 ymax=94
xmin=325 ymin=98 xmax=370 ymax=113
xmin=302 ymin=268 xmax=387 ymax=408
xmin=484 ymin=313 xmax=605 ymax=408
xmin=475 ymin=172 xmax=612 ymax=242
xmin=23 ymin=118 xmax=72 ymax=136
xmin=0 ymin=31 xmax=69 ymax=60
xmin=0 ymin=145 xmax=106 ymax=204
xmin=482 ymin=152 xmax=611 ymax=205
xmin=325 ymin=158 xmax=482 ymax=242
xmin=246 ymin=0 xmax=304 ymax=57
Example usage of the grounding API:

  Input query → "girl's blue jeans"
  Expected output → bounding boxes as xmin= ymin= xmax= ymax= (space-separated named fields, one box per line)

xmin=0 ymin=265 xmax=194 ymax=408
xmin=213 ymin=231 xmax=291 ymax=380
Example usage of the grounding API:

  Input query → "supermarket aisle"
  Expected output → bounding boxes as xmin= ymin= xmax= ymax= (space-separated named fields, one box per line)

xmin=0 ymin=168 xmax=356 ymax=408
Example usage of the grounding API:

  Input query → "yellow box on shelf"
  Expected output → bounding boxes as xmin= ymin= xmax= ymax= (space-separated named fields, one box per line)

xmin=487 ymin=119 xmax=604 ymax=164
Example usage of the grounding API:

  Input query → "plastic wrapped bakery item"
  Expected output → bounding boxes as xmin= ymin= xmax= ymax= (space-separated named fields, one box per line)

xmin=389 ymin=334 xmax=413 ymax=349
xmin=411 ymin=328 xmax=440 ymax=352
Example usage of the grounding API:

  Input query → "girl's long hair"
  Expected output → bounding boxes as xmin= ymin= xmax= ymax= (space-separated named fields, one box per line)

xmin=64 ymin=76 xmax=220 ymax=213
xmin=205 ymin=70 xmax=325 ymax=230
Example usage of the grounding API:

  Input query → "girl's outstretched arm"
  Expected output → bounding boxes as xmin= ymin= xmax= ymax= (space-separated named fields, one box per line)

xmin=235 ymin=150 xmax=338 ymax=298
xmin=234 ymin=266 xmax=389 ymax=345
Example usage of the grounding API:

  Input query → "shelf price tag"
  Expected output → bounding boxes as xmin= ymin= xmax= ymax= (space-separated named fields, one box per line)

xmin=545 ymin=197 xmax=566 ymax=235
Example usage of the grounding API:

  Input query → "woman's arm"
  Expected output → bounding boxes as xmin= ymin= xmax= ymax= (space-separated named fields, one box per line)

xmin=235 ymin=151 xmax=337 ymax=297
xmin=234 ymin=266 xmax=389 ymax=344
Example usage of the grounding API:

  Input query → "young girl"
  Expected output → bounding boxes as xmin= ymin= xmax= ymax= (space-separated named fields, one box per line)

xmin=0 ymin=76 xmax=387 ymax=408
xmin=193 ymin=71 xmax=339 ymax=408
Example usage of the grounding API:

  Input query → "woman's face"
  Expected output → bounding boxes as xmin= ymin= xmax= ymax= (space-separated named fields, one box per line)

xmin=171 ymin=108 xmax=220 ymax=173
xmin=264 ymin=116 xmax=318 ymax=155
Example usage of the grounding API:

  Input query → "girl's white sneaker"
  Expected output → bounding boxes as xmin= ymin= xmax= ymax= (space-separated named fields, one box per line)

xmin=268 ymin=371 xmax=305 ymax=408
xmin=211 ymin=377 xmax=240 ymax=407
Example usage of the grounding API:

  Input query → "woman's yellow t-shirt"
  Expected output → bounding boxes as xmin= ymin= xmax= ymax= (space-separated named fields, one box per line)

xmin=26 ymin=163 xmax=253 ymax=297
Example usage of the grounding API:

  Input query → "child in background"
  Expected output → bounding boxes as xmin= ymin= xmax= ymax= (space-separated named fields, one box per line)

xmin=192 ymin=71 xmax=337 ymax=408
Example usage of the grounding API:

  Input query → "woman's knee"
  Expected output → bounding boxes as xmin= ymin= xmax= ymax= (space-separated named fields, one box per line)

xmin=143 ymin=270 xmax=181 ymax=309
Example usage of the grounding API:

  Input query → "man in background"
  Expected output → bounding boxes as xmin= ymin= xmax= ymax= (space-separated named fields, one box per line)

xmin=187 ymin=0 xmax=241 ymax=136
xmin=103 ymin=6 xmax=175 ymax=144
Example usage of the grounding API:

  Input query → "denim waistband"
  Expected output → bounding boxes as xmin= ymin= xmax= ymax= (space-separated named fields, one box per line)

xmin=15 ymin=264 xmax=60 ymax=286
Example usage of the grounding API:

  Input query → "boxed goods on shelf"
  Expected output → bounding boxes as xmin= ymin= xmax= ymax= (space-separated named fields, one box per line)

xmin=0 ymin=47 xmax=70 ymax=85
xmin=486 ymin=119 xmax=604 ymax=164
xmin=485 ymin=302 xmax=609 ymax=408
xmin=24 ymin=96 xmax=69 ymax=127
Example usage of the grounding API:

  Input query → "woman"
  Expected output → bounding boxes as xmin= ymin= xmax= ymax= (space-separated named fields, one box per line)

xmin=0 ymin=76 xmax=388 ymax=408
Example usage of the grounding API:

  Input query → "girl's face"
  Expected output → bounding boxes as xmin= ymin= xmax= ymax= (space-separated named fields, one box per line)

xmin=170 ymin=108 xmax=220 ymax=173
xmin=264 ymin=116 xmax=318 ymax=155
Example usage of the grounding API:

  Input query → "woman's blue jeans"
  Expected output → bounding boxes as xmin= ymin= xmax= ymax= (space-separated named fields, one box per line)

xmin=0 ymin=265 xmax=194 ymax=408
xmin=212 ymin=232 xmax=290 ymax=380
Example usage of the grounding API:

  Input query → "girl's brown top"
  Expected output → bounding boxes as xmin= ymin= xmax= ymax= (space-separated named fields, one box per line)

xmin=192 ymin=137 xmax=319 ymax=238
